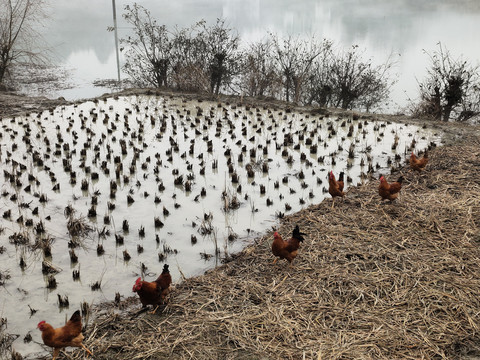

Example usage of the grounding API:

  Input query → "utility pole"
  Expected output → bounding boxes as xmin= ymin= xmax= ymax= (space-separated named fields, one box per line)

xmin=112 ymin=0 xmax=121 ymax=82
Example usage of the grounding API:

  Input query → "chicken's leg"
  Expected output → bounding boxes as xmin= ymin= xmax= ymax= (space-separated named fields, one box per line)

xmin=52 ymin=348 xmax=60 ymax=360
xmin=81 ymin=343 xmax=93 ymax=356
xmin=331 ymin=198 xmax=335 ymax=209
xmin=149 ymin=305 xmax=159 ymax=314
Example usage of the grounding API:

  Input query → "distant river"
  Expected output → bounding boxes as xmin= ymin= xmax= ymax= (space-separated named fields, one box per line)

xmin=39 ymin=0 xmax=480 ymax=113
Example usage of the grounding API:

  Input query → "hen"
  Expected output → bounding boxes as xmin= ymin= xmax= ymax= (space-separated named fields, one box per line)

xmin=328 ymin=171 xmax=345 ymax=208
xmin=272 ymin=225 xmax=306 ymax=265
xmin=410 ymin=151 xmax=428 ymax=171
xmin=133 ymin=264 xmax=172 ymax=314
xmin=37 ymin=310 xmax=92 ymax=360
xmin=378 ymin=175 xmax=404 ymax=202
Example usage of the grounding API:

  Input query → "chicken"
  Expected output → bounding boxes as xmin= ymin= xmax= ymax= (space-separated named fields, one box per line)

xmin=272 ymin=225 xmax=306 ymax=265
xmin=378 ymin=175 xmax=404 ymax=202
xmin=410 ymin=151 xmax=428 ymax=171
xmin=37 ymin=310 xmax=92 ymax=360
xmin=328 ymin=171 xmax=345 ymax=208
xmin=133 ymin=264 xmax=172 ymax=314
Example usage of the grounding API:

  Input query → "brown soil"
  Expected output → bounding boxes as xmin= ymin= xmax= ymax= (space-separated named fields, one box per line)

xmin=2 ymin=89 xmax=480 ymax=360
xmin=0 ymin=91 xmax=69 ymax=117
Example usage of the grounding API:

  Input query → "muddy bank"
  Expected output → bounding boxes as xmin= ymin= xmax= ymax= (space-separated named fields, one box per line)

xmin=0 ymin=92 xmax=68 ymax=117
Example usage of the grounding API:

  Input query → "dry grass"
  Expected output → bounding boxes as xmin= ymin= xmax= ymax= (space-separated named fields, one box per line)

xmin=0 ymin=317 xmax=15 ymax=360
xmin=52 ymin=132 xmax=480 ymax=360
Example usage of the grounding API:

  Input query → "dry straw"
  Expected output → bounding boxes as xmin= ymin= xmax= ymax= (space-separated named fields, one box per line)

xmin=63 ymin=119 xmax=480 ymax=359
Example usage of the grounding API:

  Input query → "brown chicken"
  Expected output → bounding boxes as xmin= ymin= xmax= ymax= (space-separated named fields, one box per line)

xmin=328 ymin=171 xmax=345 ymax=208
xmin=272 ymin=225 xmax=306 ymax=265
xmin=133 ymin=264 xmax=172 ymax=314
xmin=410 ymin=151 xmax=428 ymax=171
xmin=378 ymin=175 xmax=404 ymax=202
xmin=37 ymin=310 xmax=92 ymax=360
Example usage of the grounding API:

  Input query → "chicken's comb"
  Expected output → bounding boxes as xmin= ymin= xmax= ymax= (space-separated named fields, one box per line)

xmin=274 ymin=232 xmax=279 ymax=236
xmin=132 ymin=277 xmax=142 ymax=292
xmin=37 ymin=320 xmax=46 ymax=327
xmin=379 ymin=176 xmax=384 ymax=181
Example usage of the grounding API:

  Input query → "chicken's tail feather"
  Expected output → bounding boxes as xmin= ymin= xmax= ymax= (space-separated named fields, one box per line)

xmin=69 ymin=310 xmax=82 ymax=323
xmin=292 ymin=225 xmax=306 ymax=242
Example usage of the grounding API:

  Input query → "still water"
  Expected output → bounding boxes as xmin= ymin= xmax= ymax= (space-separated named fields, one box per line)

xmin=38 ymin=0 xmax=480 ymax=112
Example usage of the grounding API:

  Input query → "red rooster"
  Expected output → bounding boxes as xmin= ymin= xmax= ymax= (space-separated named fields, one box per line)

xmin=133 ymin=264 xmax=172 ymax=314
xmin=272 ymin=225 xmax=306 ymax=265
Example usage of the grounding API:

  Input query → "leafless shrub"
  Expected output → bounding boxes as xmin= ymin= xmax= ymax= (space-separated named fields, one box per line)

xmin=409 ymin=43 xmax=480 ymax=122
xmin=121 ymin=7 xmax=240 ymax=94
xmin=306 ymin=44 xmax=397 ymax=111
xmin=237 ymin=38 xmax=281 ymax=98
xmin=119 ymin=4 xmax=174 ymax=88
xmin=270 ymin=34 xmax=326 ymax=103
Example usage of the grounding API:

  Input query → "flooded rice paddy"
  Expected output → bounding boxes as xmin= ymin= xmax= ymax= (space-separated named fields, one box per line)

xmin=0 ymin=94 xmax=440 ymax=357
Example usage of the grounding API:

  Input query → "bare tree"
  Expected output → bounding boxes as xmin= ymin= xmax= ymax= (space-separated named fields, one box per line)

xmin=169 ymin=19 xmax=240 ymax=94
xmin=197 ymin=19 xmax=240 ymax=95
xmin=237 ymin=38 xmax=281 ymax=98
xmin=414 ymin=43 xmax=480 ymax=122
xmin=330 ymin=45 xmax=396 ymax=110
xmin=0 ymin=0 xmax=49 ymax=88
xmin=170 ymin=21 xmax=209 ymax=91
xmin=303 ymin=39 xmax=334 ymax=107
xmin=270 ymin=34 xmax=325 ymax=103
xmin=307 ymin=44 xmax=396 ymax=111
xmin=121 ymin=3 xmax=174 ymax=88
xmin=122 ymin=12 xmax=240 ymax=94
